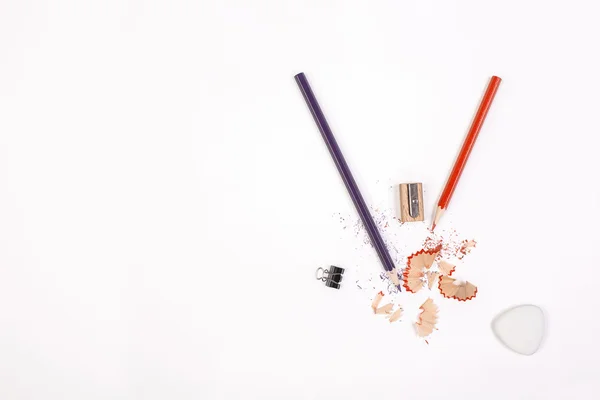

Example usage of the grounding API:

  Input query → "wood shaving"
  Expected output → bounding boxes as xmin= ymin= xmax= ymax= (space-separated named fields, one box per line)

xmin=415 ymin=298 xmax=438 ymax=338
xmin=437 ymin=260 xmax=456 ymax=276
xmin=371 ymin=290 xmax=394 ymax=314
xmin=388 ymin=306 xmax=403 ymax=323
xmin=371 ymin=291 xmax=384 ymax=313
xmin=402 ymin=269 xmax=424 ymax=293
xmin=438 ymin=275 xmax=477 ymax=301
xmin=422 ymin=251 xmax=438 ymax=270
xmin=375 ymin=303 xmax=394 ymax=315
xmin=403 ymin=248 xmax=440 ymax=293
xmin=426 ymin=271 xmax=439 ymax=289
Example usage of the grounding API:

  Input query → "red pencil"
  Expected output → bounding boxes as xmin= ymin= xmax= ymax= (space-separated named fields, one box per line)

xmin=431 ymin=76 xmax=502 ymax=230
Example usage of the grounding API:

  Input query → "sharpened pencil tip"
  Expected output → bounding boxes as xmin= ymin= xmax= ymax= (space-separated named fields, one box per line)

xmin=431 ymin=223 xmax=436 ymax=231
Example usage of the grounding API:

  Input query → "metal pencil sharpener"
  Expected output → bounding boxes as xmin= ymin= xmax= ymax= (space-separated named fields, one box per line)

xmin=399 ymin=183 xmax=424 ymax=222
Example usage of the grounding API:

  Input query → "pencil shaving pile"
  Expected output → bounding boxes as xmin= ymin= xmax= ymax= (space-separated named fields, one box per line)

xmin=403 ymin=244 xmax=478 ymax=299
xmin=337 ymin=208 xmax=479 ymax=342
xmin=370 ymin=237 xmax=478 ymax=343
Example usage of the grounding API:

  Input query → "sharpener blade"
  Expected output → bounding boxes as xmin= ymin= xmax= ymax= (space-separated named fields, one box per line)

xmin=408 ymin=183 xmax=420 ymax=218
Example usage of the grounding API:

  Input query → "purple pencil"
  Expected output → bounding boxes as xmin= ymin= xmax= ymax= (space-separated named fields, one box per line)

xmin=294 ymin=72 xmax=400 ymax=288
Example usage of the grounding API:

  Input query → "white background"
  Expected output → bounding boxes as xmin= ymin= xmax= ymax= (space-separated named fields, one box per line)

xmin=1 ymin=1 xmax=599 ymax=399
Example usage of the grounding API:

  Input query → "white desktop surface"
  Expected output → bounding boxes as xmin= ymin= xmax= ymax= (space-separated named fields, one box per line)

xmin=1 ymin=1 xmax=599 ymax=399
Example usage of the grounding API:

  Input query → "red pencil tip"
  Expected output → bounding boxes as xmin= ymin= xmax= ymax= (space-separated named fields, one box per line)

xmin=431 ymin=223 xmax=436 ymax=231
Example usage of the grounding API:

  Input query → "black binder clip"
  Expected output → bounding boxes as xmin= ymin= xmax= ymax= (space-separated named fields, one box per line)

xmin=316 ymin=266 xmax=345 ymax=289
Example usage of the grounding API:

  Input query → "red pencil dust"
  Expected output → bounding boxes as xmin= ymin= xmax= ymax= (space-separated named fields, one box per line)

xmin=432 ymin=76 xmax=502 ymax=230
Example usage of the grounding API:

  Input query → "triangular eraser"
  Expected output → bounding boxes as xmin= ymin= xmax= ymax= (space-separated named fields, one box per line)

xmin=491 ymin=305 xmax=545 ymax=356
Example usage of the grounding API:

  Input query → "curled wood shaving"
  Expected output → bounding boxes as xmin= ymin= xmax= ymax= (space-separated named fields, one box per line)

xmin=438 ymin=275 xmax=477 ymax=301
xmin=415 ymin=298 xmax=438 ymax=338
xmin=403 ymin=248 xmax=440 ymax=293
